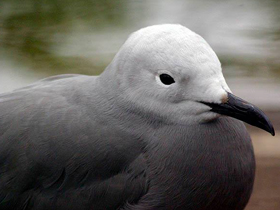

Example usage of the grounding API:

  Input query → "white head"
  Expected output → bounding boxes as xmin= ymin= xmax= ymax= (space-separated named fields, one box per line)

xmin=101 ymin=24 xmax=231 ymax=125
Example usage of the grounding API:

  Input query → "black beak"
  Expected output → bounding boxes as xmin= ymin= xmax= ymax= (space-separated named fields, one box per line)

xmin=202 ymin=92 xmax=275 ymax=136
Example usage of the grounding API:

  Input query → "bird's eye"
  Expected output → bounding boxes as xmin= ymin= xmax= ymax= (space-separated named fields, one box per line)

xmin=159 ymin=74 xmax=175 ymax=85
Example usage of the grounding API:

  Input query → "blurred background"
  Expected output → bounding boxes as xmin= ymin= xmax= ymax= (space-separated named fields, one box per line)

xmin=0 ymin=0 xmax=279 ymax=209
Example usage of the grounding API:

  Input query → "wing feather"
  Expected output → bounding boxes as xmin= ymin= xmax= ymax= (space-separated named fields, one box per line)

xmin=0 ymin=75 xmax=148 ymax=209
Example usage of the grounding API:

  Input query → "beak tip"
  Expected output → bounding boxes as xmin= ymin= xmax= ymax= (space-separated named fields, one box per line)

xmin=270 ymin=127 xmax=275 ymax=136
xmin=262 ymin=116 xmax=275 ymax=136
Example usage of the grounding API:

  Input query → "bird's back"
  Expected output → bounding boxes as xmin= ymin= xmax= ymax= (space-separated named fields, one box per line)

xmin=0 ymin=74 xmax=148 ymax=209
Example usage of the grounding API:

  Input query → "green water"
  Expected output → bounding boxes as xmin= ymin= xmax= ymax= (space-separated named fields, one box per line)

xmin=0 ymin=0 xmax=280 ymax=93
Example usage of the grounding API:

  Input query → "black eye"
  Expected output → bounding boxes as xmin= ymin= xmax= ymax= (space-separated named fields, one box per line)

xmin=159 ymin=74 xmax=175 ymax=85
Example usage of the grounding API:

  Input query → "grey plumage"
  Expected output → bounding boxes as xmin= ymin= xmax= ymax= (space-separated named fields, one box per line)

xmin=0 ymin=24 xmax=273 ymax=210
xmin=0 ymin=74 xmax=148 ymax=209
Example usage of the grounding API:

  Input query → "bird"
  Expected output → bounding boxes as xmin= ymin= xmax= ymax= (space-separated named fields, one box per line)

xmin=0 ymin=24 xmax=275 ymax=210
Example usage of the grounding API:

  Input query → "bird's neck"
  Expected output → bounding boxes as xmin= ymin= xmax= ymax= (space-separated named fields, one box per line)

xmin=94 ymin=75 xmax=169 ymax=136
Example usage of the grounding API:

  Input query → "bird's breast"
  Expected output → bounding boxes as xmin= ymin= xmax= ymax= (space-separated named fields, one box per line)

xmin=144 ymin=117 xmax=255 ymax=210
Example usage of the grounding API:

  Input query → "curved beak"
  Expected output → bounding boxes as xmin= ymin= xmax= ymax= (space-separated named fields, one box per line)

xmin=202 ymin=92 xmax=275 ymax=136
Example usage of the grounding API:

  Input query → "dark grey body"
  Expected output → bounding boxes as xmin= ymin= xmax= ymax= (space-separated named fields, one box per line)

xmin=0 ymin=75 xmax=255 ymax=210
